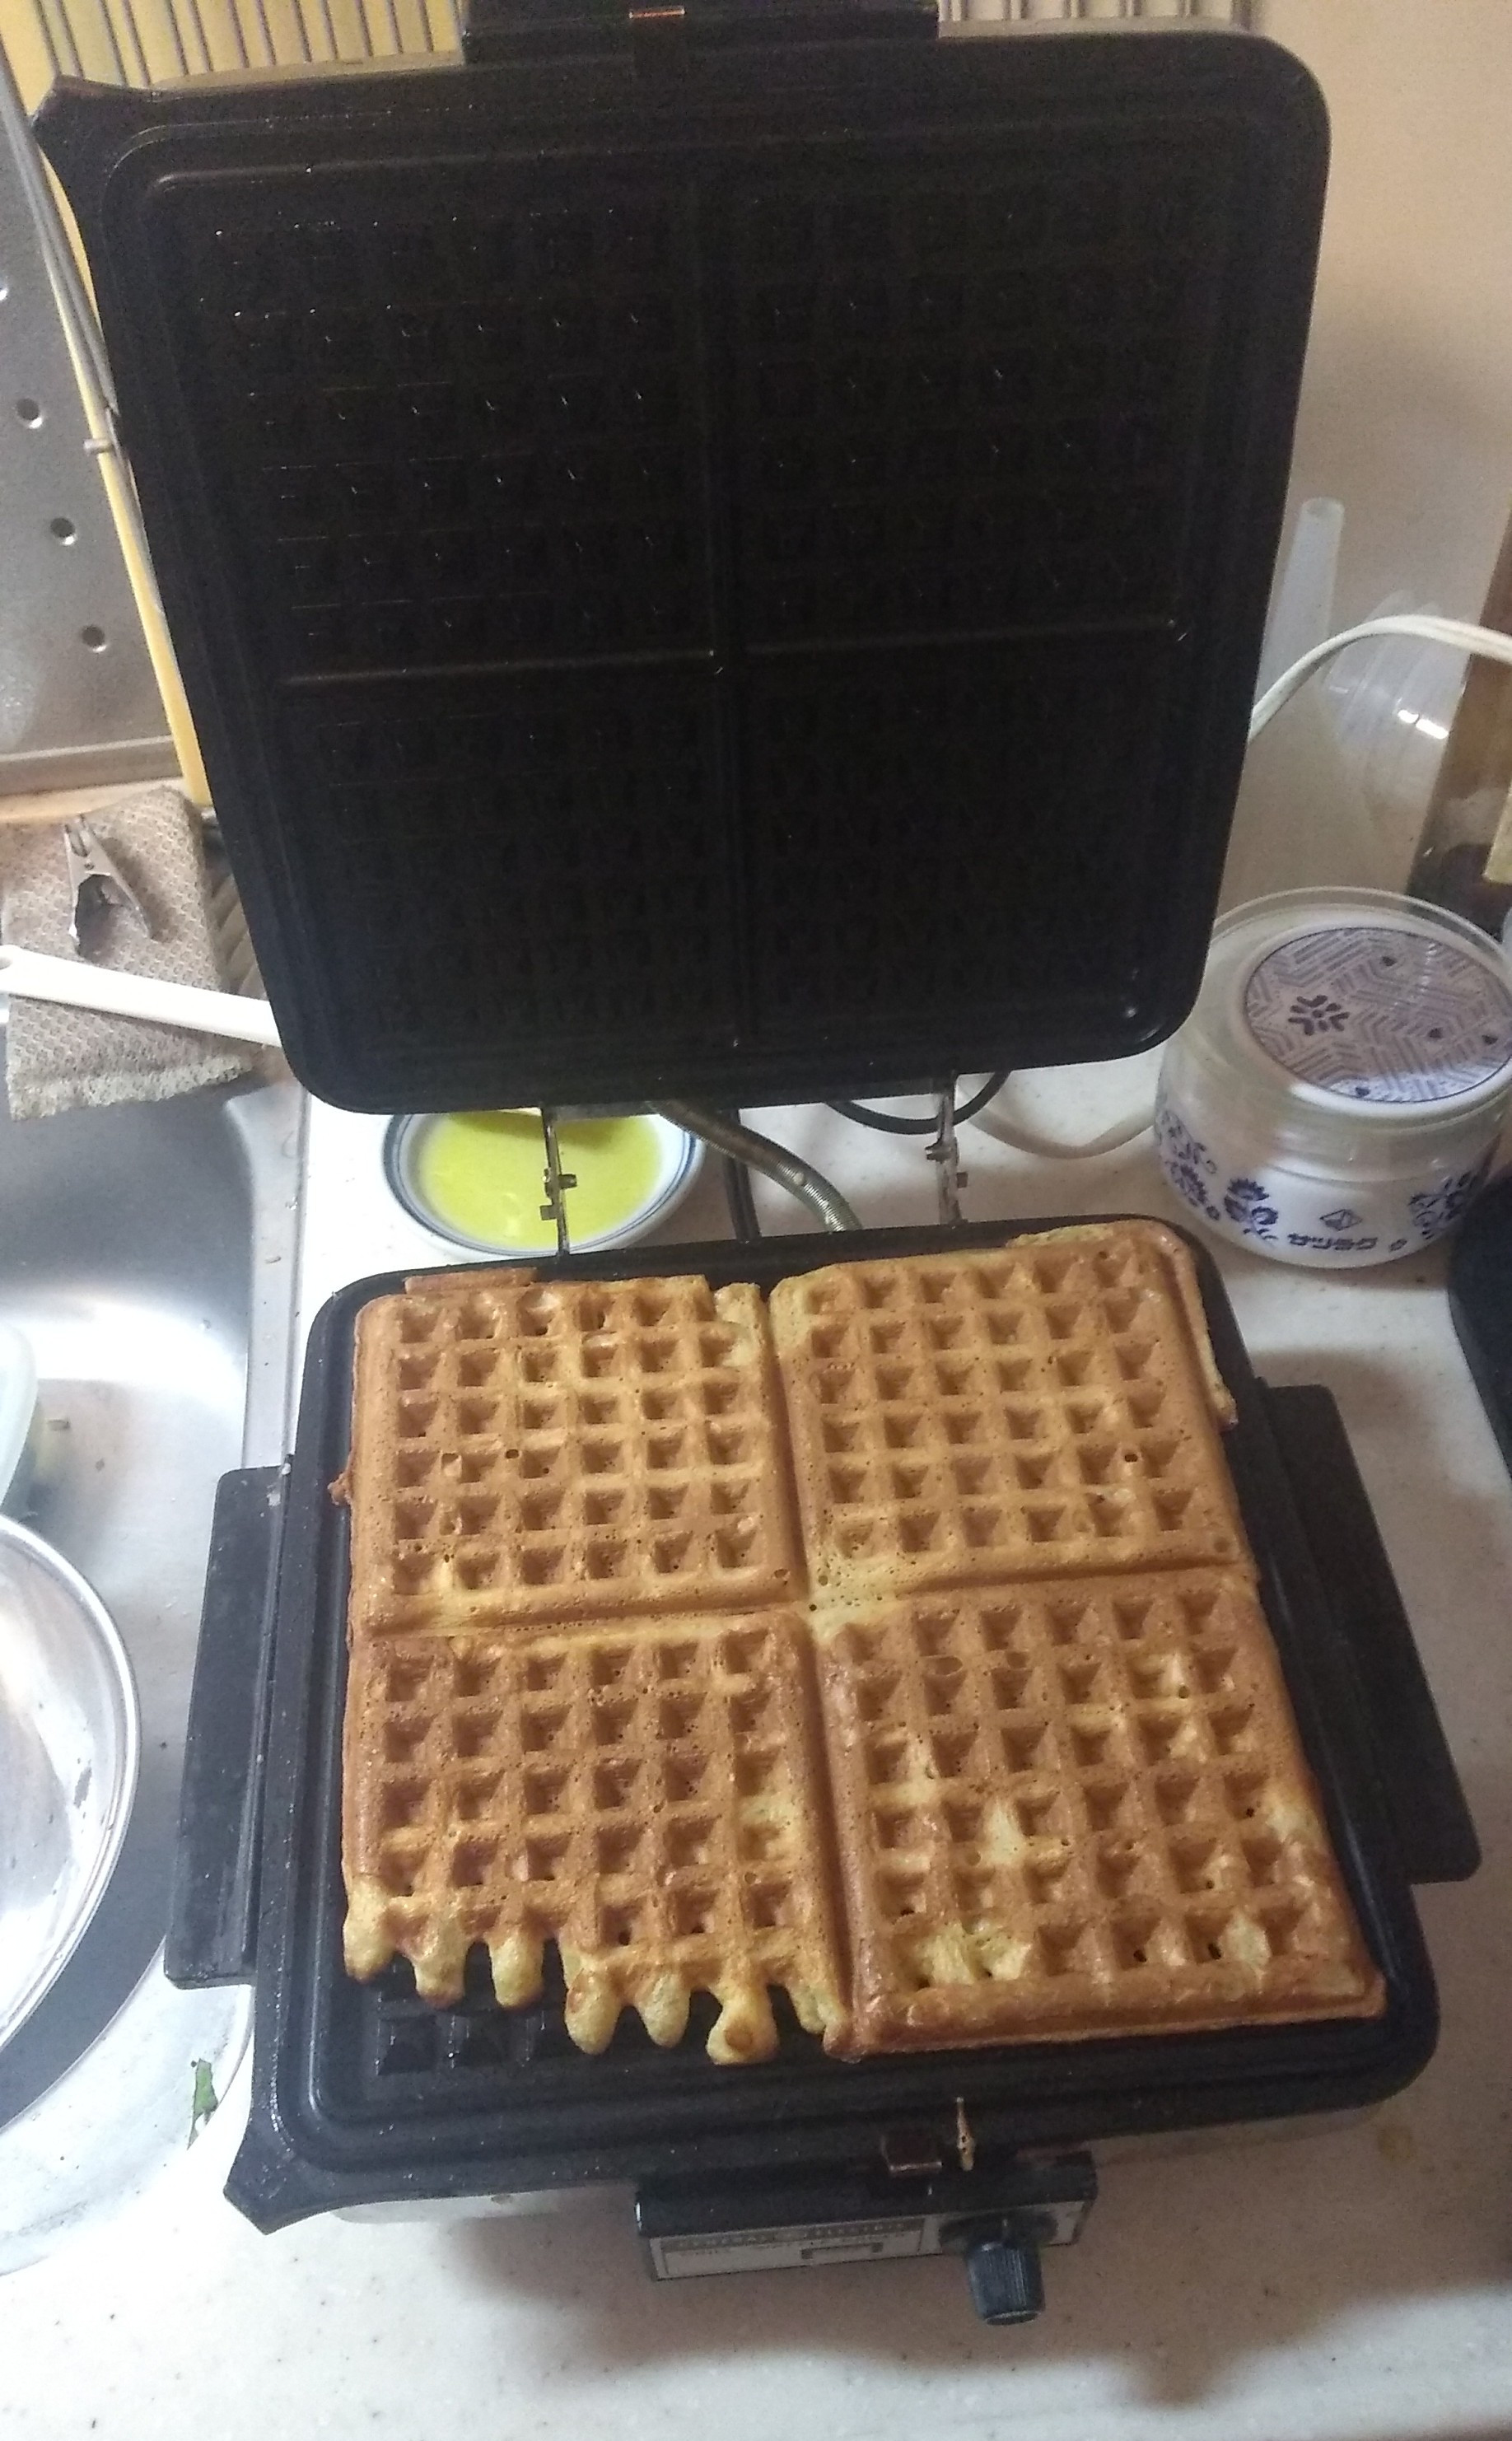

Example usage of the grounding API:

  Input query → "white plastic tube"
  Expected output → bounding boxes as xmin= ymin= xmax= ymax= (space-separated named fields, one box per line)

xmin=0 ymin=945 xmax=282 ymax=1048
xmin=1255 ymin=496 xmax=1343 ymax=697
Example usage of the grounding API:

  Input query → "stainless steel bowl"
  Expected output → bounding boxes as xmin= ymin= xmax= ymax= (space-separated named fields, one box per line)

xmin=0 ymin=1519 xmax=139 ymax=2052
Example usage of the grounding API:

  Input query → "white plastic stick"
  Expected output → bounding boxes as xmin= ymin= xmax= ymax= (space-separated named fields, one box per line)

xmin=0 ymin=945 xmax=282 ymax=1048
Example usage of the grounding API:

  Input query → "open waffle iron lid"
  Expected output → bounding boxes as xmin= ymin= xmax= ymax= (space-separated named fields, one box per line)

xmin=37 ymin=12 xmax=1327 ymax=1115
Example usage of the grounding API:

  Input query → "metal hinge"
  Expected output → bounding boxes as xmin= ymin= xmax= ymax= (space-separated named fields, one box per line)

xmin=462 ymin=0 xmax=936 ymax=67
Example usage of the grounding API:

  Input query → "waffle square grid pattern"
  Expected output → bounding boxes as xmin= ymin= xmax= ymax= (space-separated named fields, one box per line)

xmin=343 ymin=1613 xmax=845 ymax=2066
xmin=768 ymin=1228 xmax=1244 ymax=1596
xmin=814 ymin=1575 xmax=1381 ymax=2053
xmin=338 ymin=1226 xmax=1385 ymax=2064
xmin=199 ymin=194 xmax=711 ymax=674
xmin=343 ymin=1272 xmax=799 ymax=1636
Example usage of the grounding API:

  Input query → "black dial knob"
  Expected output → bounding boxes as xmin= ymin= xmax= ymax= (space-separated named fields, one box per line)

xmin=964 ymin=2238 xmax=1044 ymax=2327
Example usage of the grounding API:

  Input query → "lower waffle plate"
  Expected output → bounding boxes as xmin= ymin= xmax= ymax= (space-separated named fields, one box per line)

xmin=221 ymin=1223 xmax=1438 ymax=2233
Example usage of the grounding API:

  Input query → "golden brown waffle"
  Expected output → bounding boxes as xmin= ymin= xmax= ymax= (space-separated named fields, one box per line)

xmin=812 ymin=1572 xmax=1384 ymax=2055
xmin=342 ymin=1271 xmax=800 ymax=1636
xmin=769 ymin=1223 xmax=1248 ymax=1602
xmin=338 ymin=1227 xmax=1385 ymax=2066
xmin=343 ymin=1610 xmax=847 ymax=2063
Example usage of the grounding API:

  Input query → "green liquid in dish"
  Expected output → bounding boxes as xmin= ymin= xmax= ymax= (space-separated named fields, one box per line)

xmin=411 ymin=1111 xmax=664 ymax=1253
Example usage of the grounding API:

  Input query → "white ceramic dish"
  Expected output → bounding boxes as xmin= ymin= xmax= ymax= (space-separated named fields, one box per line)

xmin=1156 ymin=888 xmax=1512 ymax=1269
xmin=385 ymin=1110 xmax=705 ymax=1259
xmin=0 ymin=1518 xmax=139 ymax=2053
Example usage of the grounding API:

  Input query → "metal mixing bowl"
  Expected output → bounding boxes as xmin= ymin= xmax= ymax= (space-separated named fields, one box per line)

xmin=0 ymin=1518 xmax=139 ymax=2052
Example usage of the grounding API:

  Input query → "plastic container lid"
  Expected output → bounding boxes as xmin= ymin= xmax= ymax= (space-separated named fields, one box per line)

xmin=1194 ymin=889 xmax=1512 ymax=1134
xmin=1239 ymin=918 xmax=1512 ymax=1110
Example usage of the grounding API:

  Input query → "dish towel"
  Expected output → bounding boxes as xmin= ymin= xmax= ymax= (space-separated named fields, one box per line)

xmin=0 ymin=783 xmax=259 ymax=1120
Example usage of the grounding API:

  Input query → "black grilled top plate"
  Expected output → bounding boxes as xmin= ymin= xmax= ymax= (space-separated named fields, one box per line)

xmin=222 ymin=1223 xmax=1435 ymax=2235
xmin=40 ymin=31 xmax=1325 ymax=1111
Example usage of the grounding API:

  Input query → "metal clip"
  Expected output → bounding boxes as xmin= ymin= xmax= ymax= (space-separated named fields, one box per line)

xmin=538 ymin=1108 xmax=577 ymax=1258
xmin=926 ymin=1080 xmax=968 ymax=1227
xmin=62 ymin=819 xmax=156 ymax=960
xmin=628 ymin=2 xmax=687 ymax=72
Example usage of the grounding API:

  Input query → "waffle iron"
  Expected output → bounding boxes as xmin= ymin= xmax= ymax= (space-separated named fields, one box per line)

xmin=162 ymin=1220 xmax=1475 ymax=2319
xmin=35 ymin=6 xmax=1478 ymax=2317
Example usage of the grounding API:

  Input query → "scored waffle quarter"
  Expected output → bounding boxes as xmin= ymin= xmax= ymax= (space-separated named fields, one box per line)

xmin=770 ymin=1222 xmax=1247 ymax=1600
xmin=814 ymin=1572 xmax=1384 ymax=2056
xmin=341 ymin=1271 xmax=800 ymax=1636
xmin=343 ymin=1611 xmax=847 ymax=2063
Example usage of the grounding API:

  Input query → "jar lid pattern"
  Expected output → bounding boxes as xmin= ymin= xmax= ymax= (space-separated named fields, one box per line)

xmin=1242 ymin=925 xmax=1512 ymax=1107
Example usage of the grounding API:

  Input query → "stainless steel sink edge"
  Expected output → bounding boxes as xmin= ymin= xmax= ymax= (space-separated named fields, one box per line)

xmin=225 ymin=1077 xmax=306 ymax=1469
xmin=0 ymin=1070 xmax=304 ymax=2273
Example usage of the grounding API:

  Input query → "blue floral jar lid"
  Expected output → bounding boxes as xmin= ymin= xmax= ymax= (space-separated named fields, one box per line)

xmin=1241 ymin=921 xmax=1512 ymax=1107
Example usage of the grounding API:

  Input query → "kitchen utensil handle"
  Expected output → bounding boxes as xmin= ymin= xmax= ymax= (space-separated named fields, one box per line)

xmin=0 ymin=944 xmax=282 ymax=1047
xmin=166 ymin=1465 xmax=286 ymax=1987
xmin=1263 ymin=1383 xmax=1479 ymax=1883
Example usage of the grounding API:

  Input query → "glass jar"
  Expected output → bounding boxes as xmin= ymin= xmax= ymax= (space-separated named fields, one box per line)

xmin=1156 ymin=889 xmax=1512 ymax=1268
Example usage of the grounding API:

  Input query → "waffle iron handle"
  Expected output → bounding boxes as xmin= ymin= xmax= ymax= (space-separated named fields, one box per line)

xmin=461 ymin=0 xmax=939 ymax=63
xmin=166 ymin=1465 xmax=287 ymax=1988
xmin=1262 ymin=1384 xmax=1479 ymax=1883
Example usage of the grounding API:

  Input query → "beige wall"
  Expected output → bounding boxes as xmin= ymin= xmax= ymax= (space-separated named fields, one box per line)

xmin=1256 ymin=0 xmax=1512 ymax=623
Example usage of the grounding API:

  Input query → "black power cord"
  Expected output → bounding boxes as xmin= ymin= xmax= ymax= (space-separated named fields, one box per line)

xmin=720 ymin=1147 xmax=763 ymax=1242
xmin=828 ymin=1072 xmax=1011 ymax=1136
xmin=712 ymin=1083 xmax=1014 ymax=1240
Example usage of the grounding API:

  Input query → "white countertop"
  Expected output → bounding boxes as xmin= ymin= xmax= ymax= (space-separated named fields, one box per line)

xmin=5 ymin=1075 xmax=1512 ymax=2441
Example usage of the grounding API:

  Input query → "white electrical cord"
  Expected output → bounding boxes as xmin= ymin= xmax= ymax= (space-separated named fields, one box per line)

xmin=1247 ymin=612 xmax=1512 ymax=744
xmin=973 ymin=612 xmax=1512 ymax=1161
xmin=968 ymin=1100 xmax=1157 ymax=1161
